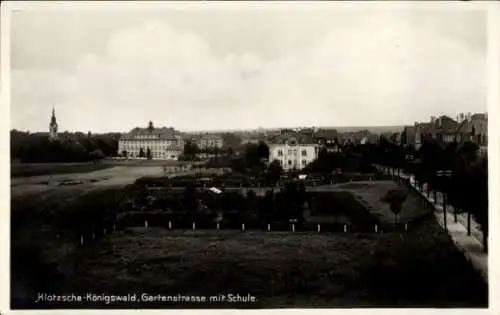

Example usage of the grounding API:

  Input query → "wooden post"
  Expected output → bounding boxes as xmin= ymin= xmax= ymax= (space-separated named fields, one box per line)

xmin=217 ymin=223 xmax=220 ymax=230
xmin=404 ymin=223 xmax=408 ymax=231
xmin=317 ymin=224 xmax=320 ymax=233
xmin=192 ymin=222 xmax=196 ymax=231
xmin=80 ymin=235 xmax=84 ymax=245
xmin=374 ymin=224 xmax=378 ymax=233
xmin=443 ymin=195 xmax=447 ymax=230
xmin=267 ymin=223 xmax=271 ymax=232
xmin=145 ymin=221 xmax=148 ymax=231
xmin=343 ymin=224 xmax=347 ymax=232
xmin=92 ymin=232 xmax=95 ymax=240
xmin=168 ymin=221 xmax=172 ymax=230
xmin=467 ymin=212 xmax=471 ymax=236
xmin=242 ymin=223 xmax=245 ymax=231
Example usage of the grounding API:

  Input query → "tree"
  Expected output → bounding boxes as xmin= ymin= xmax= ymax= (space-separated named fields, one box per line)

xmin=183 ymin=185 xmax=198 ymax=223
xmin=230 ymin=157 xmax=247 ymax=174
xmin=257 ymin=141 xmax=270 ymax=161
xmin=381 ymin=188 xmax=408 ymax=227
xmin=183 ymin=140 xmax=199 ymax=160
xmin=266 ymin=159 xmax=283 ymax=190
xmin=89 ymin=149 xmax=106 ymax=163
xmin=464 ymin=157 xmax=488 ymax=251
xmin=139 ymin=147 xmax=145 ymax=158
xmin=146 ymin=148 xmax=152 ymax=160
xmin=244 ymin=143 xmax=262 ymax=169
xmin=121 ymin=150 xmax=128 ymax=158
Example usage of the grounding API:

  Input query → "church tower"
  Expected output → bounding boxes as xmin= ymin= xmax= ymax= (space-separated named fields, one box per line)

xmin=49 ymin=106 xmax=58 ymax=140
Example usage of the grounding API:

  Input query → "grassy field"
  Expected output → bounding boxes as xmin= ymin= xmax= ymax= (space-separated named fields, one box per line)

xmin=11 ymin=162 xmax=116 ymax=177
xmin=10 ymin=159 xmax=191 ymax=178
xmin=10 ymin=175 xmax=487 ymax=308
xmin=12 ymin=219 xmax=487 ymax=308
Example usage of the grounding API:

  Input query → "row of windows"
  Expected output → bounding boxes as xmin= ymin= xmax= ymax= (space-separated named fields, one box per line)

xmin=133 ymin=135 xmax=161 ymax=139
xmin=277 ymin=159 xmax=308 ymax=166
xmin=125 ymin=151 xmax=179 ymax=159
xmin=122 ymin=145 xmax=182 ymax=150
xmin=121 ymin=140 xmax=182 ymax=145
xmin=277 ymin=149 xmax=309 ymax=157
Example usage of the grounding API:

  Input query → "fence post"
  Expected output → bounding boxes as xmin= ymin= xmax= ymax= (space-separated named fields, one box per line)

xmin=343 ymin=224 xmax=347 ymax=232
xmin=317 ymin=224 xmax=320 ymax=233
xmin=192 ymin=222 xmax=196 ymax=231
xmin=443 ymin=196 xmax=447 ymax=230
xmin=242 ymin=223 xmax=245 ymax=231
xmin=168 ymin=221 xmax=172 ymax=230
xmin=217 ymin=222 xmax=220 ymax=230
xmin=374 ymin=224 xmax=378 ymax=233
xmin=145 ymin=221 xmax=148 ymax=231
xmin=292 ymin=224 xmax=295 ymax=233
xmin=467 ymin=212 xmax=471 ymax=236
xmin=404 ymin=223 xmax=408 ymax=231
xmin=268 ymin=223 xmax=271 ymax=232
xmin=80 ymin=235 xmax=84 ymax=246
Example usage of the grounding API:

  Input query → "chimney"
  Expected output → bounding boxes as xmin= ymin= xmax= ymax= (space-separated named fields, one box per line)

xmin=430 ymin=116 xmax=436 ymax=124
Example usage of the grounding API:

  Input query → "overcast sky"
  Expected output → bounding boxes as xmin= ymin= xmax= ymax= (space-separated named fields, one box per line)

xmin=11 ymin=5 xmax=487 ymax=133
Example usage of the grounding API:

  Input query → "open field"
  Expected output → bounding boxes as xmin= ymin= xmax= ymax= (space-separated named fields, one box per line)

xmin=11 ymin=159 xmax=189 ymax=178
xmin=11 ymin=162 xmax=116 ymax=178
xmin=10 ymin=167 xmax=487 ymax=308
xmin=12 ymin=219 xmax=487 ymax=309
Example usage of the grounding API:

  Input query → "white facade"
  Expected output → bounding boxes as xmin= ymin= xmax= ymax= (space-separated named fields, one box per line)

xmin=269 ymin=142 xmax=319 ymax=170
xmin=118 ymin=126 xmax=185 ymax=160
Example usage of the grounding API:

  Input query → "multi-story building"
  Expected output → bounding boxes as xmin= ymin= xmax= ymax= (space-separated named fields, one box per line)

xmin=456 ymin=112 xmax=488 ymax=155
xmin=196 ymin=134 xmax=224 ymax=150
xmin=118 ymin=121 xmax=184 ymax=159
xmin=268 ymin=136 xmax=320 ymax=171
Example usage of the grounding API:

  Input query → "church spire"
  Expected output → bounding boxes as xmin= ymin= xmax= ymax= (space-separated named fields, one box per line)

xmin=49 ymin=105 xmax=58 ymax=140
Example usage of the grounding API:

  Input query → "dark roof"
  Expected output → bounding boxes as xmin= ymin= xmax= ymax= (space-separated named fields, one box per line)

xmin=314 ymin=129 xmax=339 ymax=139
xmin=268 ymin=134 xmax=316 ymax=145
xmin=457 ymin=116 xmax=487 ymax=135
xmin=200 ymin=134 xmax=224 ymax=141
xmin=403 ymin=126 xmax=417 ymax=137
xmin=120 ymin=127 xmax=178 ymax=140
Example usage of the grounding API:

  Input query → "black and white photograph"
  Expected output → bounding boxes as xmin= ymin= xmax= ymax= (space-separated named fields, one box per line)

xmin=5 ymin=1 xmax=494 ymax=310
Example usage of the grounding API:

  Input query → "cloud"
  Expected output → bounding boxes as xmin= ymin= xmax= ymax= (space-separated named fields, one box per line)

xmin=11 ymin=17 xmax=486 ymax=132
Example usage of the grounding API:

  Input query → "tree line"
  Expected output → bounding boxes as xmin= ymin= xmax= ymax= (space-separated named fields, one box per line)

xmin=11 ymin=130 xmax=120 ymax=163
xmin=375 ymin=137 xmax=488 ymax=251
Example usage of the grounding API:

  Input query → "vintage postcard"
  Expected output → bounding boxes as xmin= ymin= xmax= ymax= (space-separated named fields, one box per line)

xmin=2 ymin=0 xmax=497 ymax=313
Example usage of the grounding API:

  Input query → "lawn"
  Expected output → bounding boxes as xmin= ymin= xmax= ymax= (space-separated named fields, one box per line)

xmin=11 ymin=162 xmax=116 ymax=177
xmin=12 ymin=218 xmax=487 ymax=309
xmin=10 ymin=178 xmax=487 ymax=309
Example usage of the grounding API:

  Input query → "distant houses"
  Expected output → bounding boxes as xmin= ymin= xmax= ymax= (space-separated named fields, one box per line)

xmin=401 ymin=112 xmax=488 ymax=154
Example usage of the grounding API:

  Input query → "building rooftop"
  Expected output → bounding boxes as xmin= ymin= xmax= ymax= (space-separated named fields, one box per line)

xmin=120 ymin=126 xmax=178 ymax=140
xmin=268 ymin=134 xmax=317 ymax=145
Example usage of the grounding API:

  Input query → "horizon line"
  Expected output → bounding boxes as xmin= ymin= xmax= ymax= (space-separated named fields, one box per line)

xmin=11 ymin=123 xmax=410 ymax=135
